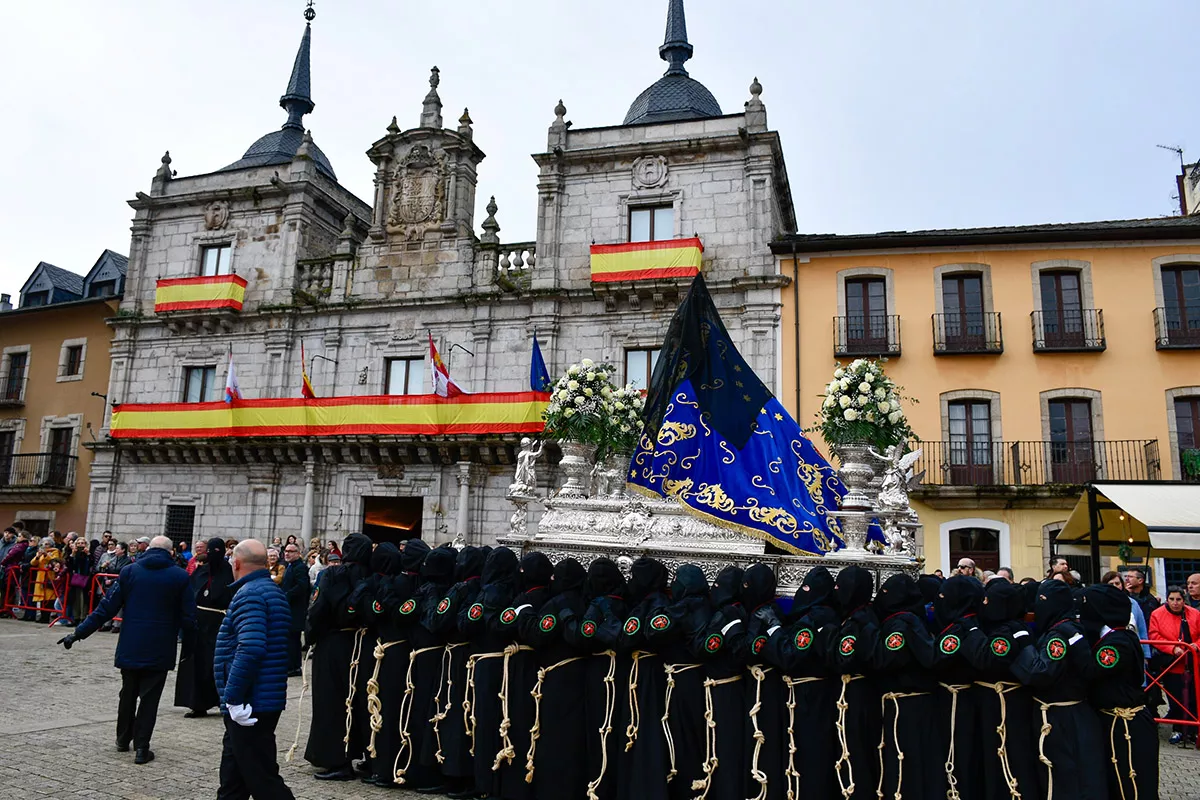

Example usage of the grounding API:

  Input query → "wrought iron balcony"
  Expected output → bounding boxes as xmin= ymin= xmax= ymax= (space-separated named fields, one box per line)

xmin=0 ymin=453 xmax=78 ymax=498
xmin=833 ymin=314 xmax=901 ymax=358
xmin=911 ymin=439 xmax=1161 ymax=488
xmin=931 ymin=312 xmax=1003 ymax=355
xmin=1154 ymin=307 xmax=1200 ymax=349
xmin=0 ymin=378 xmax=23 ymax=407
xmin=1031 ymin=309 xmax=1106 ymax=352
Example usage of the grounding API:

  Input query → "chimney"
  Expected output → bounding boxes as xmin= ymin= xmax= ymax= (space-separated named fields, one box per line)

xmin=0 ymin=294 xmax=11 ymax=312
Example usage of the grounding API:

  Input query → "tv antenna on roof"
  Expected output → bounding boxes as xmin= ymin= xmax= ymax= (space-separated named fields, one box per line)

xmin=1157 ymin=144 xmax=1185 ymax=171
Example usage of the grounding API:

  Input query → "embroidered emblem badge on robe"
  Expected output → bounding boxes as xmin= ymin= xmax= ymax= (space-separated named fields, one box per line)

xmin=839 ymin=635 xmax=856 ymax=655
xmin=468 ymin=603 xmax=483 ymax=621
xmin=940 ymin=634 xmax=961 ymax=655
xmin=1047 ymin=637 xmax=1067 ymax=661
xmin=399 ymin=599 xmax=416 ymax=615
xmin=752 ymin=636 xmax=767 ymax=655
xmin=990 ymin=638 xmax=1010 ymax=656
xmin=500 ymin=608 xmax=517 ymax=625
xmin=539 ymin=614 xmax=557 ymax=632
xmin=582 ymin=620 xmax=597 ymax=637
xmin=624 ymin=617 xmax=641 ymax=635
xmin=794 ymin=628 xmax=813 ymax=651
xmin=1096 ymin=645 xmax=1119 ymax=668
xmin=650 ymin=614 xmax=670 ymax=631
xmin=372 ymin=600 xmax=383 ymax=614
xmin=704 ymin=633 xmax=723 ymax=653
xmin=885 ymin=632 xmax=905 ymax=651
xmin=436 ymin=597 xmax=451 ymax=614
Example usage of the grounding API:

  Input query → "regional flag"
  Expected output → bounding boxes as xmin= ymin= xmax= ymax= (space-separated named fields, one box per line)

xmin=223 ymin=351 xmax=241 ymax=404
xmin=300 ymin=342 xmax=316 ymax=399
xmin=530 ymin=333 xmax=551 ymax=392
xmin=590 ymin=237 xmax=703 ymax=283
xmin=429 ymin=333 xmax=464 ymax=398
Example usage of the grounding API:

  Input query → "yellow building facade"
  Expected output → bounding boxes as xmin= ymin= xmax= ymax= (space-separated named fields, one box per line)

xmin=775 ymin=218 xmax=1200 ymax=582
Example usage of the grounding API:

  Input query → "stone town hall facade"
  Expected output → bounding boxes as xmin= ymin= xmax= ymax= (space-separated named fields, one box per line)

xmin=85 ymin=0 xmax=795 ymax=547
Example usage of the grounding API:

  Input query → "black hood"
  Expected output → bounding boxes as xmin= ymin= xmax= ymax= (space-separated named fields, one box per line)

xmin=481 ymin=547 xmax=520 ymax=588
xmin=1022 ymin=580 xmax=1040 ymax=613
xmin=371 ymin=542 xmax=404 ymax=576
xmin=453 ymin=546 xmax=485 ymax=582
xmin=742 ymin=564 xmax=777 ymax=611
xmin=627 ymin=557 xmax=669 ymax=606
xmin=671 ymin=564 xmax=710 ymax=601
xmin=400 ymin=539 xmax=430 ymax=574
xmin=585 ymin=557 xmax=627 ymax=600
xmin=421 ymin=545 xmax=457 ymax=584
xmin=520 ymin=552 xmax=554 ymax=590
xmin=934 ymin=575 xmax=983 ymax=628
xmin=1035 ymin=579 xmax=1076 ymax=634
xmin=874 ymin=573 xmax=923 ymax=618
xmin=1081 ymin=584 xmax=1133 ymax=629
xmin=711 ymin=566 xmax=744 ymax=608
xmin=549 ymin=558 xmax=587 ymax=596
xmin=917 ymin=575 xmax=942 ymax=605
xmin=206 ymin=536 xmax=228 ymax=566
xmin=342 ymin=533 xmax=373 ymax=566
xmin=834 ymin=566 xmax=874 ymax=616
xmin=792 ymin=566 xmax=835 ymax=615
xmin=980 ymin=579 xmax=1027 ymax=624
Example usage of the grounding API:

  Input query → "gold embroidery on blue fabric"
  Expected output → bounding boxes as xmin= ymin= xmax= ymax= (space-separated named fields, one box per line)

xmin=719 ymin=441 xmax=736 ymax=464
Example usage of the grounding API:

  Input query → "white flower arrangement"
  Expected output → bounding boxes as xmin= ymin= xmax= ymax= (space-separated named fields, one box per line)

xmin=542 ymin=359 xmax=646 ymax=456
xmin=813 ymin=358 xmax=914 ymax=449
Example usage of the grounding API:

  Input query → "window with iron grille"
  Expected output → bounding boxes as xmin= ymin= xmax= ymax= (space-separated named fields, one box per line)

xmin=164 ymin=505 xmax=196 ymax=541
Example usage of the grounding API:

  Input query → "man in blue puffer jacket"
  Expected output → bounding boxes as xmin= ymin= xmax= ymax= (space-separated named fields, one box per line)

xmin=213 ymin=539 xmax=295 ymax=800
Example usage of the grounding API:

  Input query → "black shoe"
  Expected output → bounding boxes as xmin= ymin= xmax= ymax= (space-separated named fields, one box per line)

xmin=352 ymin=760 xmax=372 ymax=776
xmin=360 ymin=774 xmax=379 ymax=786
xmin=413 ymin=784 xmax=446 ymax=794
xmin=182 ymin=709 xmax=209 ymax=718
xmin=287 ymin=669 xmax=303 ymax=678
xmin=116 ymin=740 xmax=130 ymax=753
xmin=446 ymin=790 xmax=482 ymax=799
xmin=314 ymin=767 xmax=355 ymax=781
xmin=134 ymin=749 xmax=155 ymax=765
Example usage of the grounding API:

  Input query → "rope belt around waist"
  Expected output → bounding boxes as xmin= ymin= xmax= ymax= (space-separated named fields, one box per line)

xmin=834 ymin=674 xmax=866 ymax=800
xmin=392 ymin=644 xmax=444 ymax=785
xmin=747 ymin=665 xmax=774 ymax=800
xmin=431 ymin=642 xmax=470 ymax=765
xmin=464 ymin=650 xmax=506 ymax=757
xmin=781 ymin=676 xmax=824 ymax=800
xmin=195 ymin=605 xmax=227 ymax=615
xmin=692 ymin=673 xmax=743 ymax=800
xmin=625 ymin=650 xmax=658 ymax=752
xmin=940 ymin=682 xmax=973 ymax=800
xmin=492 ymin=643 xmax=534 ymax=772
xmin=585 ymin=650 xmax=619 ymax=800
xmin=661 ymin=662 xmax=703 ymax=784
xmin=1034 ymin=697 xmax=1083 ymax=800
xmin=342 ymin=628 xmax=369 ymax=752
xmin=525 ymin=655 xmax=586 ymax=784
xmin=284 ymin=642 xmax=315 ymax=763
xmin=1101 ymin=705 xmax=1146 ymax=800
xmin=365 ymin=638 xmax=407 ymax=758
xmin=877 ymin=691 xmax=930 ymax=800
xmin=976 ymin=680 xmax=1023 ymax=800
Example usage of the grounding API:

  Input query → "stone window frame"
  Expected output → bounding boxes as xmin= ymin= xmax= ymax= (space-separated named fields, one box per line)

xmin=0 ymin=345 xmax=32 ymax=401
xmin=1043 ymin=520 xmax=1067 ymax=564
xmin=382 ymin=353 xmax=427 ymax=396
xmin=1030 ymin=259 xmax=1096 ymax=343
xmin=158 ymin=493 xmax=204 ymax=542
xmin=938 ymin=389 xmax=1003 ymax=443
xmin=39 ymin=413 xmax=82 ymax=456
xmin=193 ymin=231 xmax=237 ymax=278
xmin=1165 ymin=386 xmax=1200 ymax=481
xmin=938 ymin=516 xmax=1011 ymax=576
xmin=0 ymin=417 xmax=28 ymax=483
xmin=835 ymin=267 xmax=899 ymax=352
xmin=178 ymin=356 xmax=223 ymax=403
xmin=1039 ymin=387 xmax=1106 ymax=479
xmin=617 ymin=189 xmax=684 ymax=243
xmin=13 ymin=509 xmax=56 ymax=532
xmin=56 ymin=337 xmax=88 ymax=383
xmin=933 ymin=262 xmax=995 ymax=316
xmin=1150 ymin=254 xmax=1200 ymax=310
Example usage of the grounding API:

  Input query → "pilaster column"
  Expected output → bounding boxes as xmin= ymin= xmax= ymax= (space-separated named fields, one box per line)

xmin=455 ymin=461 xmax=472 ymax=542
xmin=301 ymin=461 xmax=316 ymax=543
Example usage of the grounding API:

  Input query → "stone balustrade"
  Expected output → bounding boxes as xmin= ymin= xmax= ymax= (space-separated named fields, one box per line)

xmin=296 ymin=258 xmax=334 ymax=299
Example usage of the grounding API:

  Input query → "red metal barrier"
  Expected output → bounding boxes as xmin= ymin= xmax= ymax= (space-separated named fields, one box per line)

xmin=89 ymin=572 xmax=122 ymax=624
xmin=1 ymin=566 xmax=68 ymax=627
xmin=1142 ymin=637 xmax=1200 ymax=750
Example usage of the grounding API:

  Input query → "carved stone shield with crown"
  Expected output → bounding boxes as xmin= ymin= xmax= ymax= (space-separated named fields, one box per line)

xmin=387 ymin=144 xmax=447 ymax=237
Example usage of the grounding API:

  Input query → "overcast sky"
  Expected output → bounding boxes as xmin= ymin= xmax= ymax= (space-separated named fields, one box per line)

xmin=3 ymin=1 xmax=1198 ymax=295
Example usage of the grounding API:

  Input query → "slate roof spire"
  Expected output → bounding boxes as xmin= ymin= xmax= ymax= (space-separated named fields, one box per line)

xmin=622 ymin=0 xmax=721 ymax=126
xmin=660 ymin=0 xmax=693 ymax=76
xmin=280 ymin=14 xmax=315 ymax=130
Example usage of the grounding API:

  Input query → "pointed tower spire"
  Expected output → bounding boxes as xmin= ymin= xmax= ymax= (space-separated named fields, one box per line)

xmin=659 ymin=0 xmax=693 ymax=76
xmin=280 ymin=9 xmax=315 ymax=130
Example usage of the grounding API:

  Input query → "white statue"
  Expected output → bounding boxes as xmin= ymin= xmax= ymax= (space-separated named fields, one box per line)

xmin=512 ymin=437 xmax=544 ymax=494
xmin=869 ymin=445 xmax=922 ymax=512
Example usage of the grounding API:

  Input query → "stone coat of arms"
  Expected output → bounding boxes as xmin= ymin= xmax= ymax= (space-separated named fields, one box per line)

xmin=387 ymin=144 xmax=447 ymax=238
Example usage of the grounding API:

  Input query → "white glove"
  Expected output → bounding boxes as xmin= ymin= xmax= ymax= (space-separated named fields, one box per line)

xmin=228 ymin=703 xmax=257 ymax=727
xmin=1068 ymin=633 xmax=1084 ymax=646
xmin=512 ymin=604 xmax=533 ymax=616
xmin=1013 ymin=630 xmax=1029 ymax=639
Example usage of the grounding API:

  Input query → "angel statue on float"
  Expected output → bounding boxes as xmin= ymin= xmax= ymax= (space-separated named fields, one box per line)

xmin=869 ymin=444 xmax=922 ymax=513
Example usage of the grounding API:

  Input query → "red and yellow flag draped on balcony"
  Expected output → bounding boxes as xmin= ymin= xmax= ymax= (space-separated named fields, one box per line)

xmin=155 ymin=274 xmax=247 ymax=313
xmin=109 ymin=392 xmax=550 ymax=439
xmin=589 ymin=237 xmax=703 ymax=283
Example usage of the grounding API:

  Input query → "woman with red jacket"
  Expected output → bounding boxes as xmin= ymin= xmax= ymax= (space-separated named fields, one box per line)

xmin=1149 ymin=585 xmax=1200 ymax=744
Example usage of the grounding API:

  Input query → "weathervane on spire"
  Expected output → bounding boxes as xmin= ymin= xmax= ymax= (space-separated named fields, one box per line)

xmin=304 ymin=0 xmax=315 ymax=23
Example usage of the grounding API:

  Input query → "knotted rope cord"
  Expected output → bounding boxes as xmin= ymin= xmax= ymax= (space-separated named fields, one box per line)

xmin=781 ymin=676 xmax=823 ymax=800
xmin=939 ymin=682 xmax=972 ymax=800
xmin=1101 ymin=706 xmax=1145 ymax=800
xmin=624 ymin=651 xmax=656 ymax=752
xmin=876 ymin=691 xmax=929 ymax=800
xmin=834 ymin=674 xmax=865 ymax=800
xmin=343 ymin=628 xmax=369 ymax=752
xmin=365 ymin=638 xmax=405 ymax=758
xmin=660 ymin=662 xmax=703 ymax=784
xmin=430 ymin=642 xmax=468 ymax=765
xmin=392 ymin=644 xmax=443 ymax=785
xmin=585 ymin=650 xmax=618 ymax=800
xmin=492 ymin=643 xmax=534 ymax=771
xmin=746 ymin=665 xmax=773 ymax=800
xmin=525 ymin=655 xmax=586 ymax=784
xmin=284 ymin=642 xmax=314 ymax=762
xmin=195 ymin=605 xmax=228 ymax=615
xmin=463 ymin=650 xmax=505 ymax=757
xmin=1034 ymin=697 xmax=1082 ymax=800
xmin=691 ymin=673 xmax=743 ymax=800
xmin=976 ymin=680 xmax=1023 ymax=800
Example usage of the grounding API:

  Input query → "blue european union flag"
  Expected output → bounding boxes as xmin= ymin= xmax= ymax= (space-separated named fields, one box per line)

xmin=530 ymin=333 xmax=551 ymax=392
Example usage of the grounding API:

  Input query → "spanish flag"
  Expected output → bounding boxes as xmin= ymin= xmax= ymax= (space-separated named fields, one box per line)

xmin=300 ymin=343 xmax=316 ymax=399
xmin=589 ymin=237 xmax=703 ymax=283
xmin=154 ymin=274 xmax=247 ymax=313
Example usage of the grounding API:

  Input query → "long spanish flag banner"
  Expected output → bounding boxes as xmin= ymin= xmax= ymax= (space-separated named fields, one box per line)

xmin=155 ymin=274 xmax=248 ymax=313
xmin=590 ymin=237 xmax=703 ymax=283
xmin=110 ymin=392 xmax=550 ymax=439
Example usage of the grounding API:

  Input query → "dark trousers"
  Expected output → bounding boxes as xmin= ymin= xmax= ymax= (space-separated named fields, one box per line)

xmin=218 ymin=711 xmax=295 ymax=800
xmin=286 ymin=632 xmax=301 ymax=673
xmin=117 ymin=668 xmax=167 ymax=750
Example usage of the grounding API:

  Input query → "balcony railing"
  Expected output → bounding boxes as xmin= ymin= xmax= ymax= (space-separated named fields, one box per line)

xmin=0 ymin=453 xmax=78 ymax=492
xmin=1154 ymin=307 xmax=1200 ymax=349
xmin=0 ymin=376 xmax=24 ymax=407
xmin=932 ymin=312 xmax=1003 ymax=355
xmin=912 ymin=439 xmax=1161 ymax=487
xmin=833 ymin=314 xmax=902 ymax=358
xmin=1031 ymin=309 xmax=1106 ymax=352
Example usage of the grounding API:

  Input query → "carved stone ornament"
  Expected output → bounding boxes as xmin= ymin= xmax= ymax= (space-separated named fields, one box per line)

xmin=203 ymin=201 xmax=230 ymax=230
xmin=631 ymin=155 xmax=669 ymax=190
xmin=387 ymin=144 xmax=447 ymax=238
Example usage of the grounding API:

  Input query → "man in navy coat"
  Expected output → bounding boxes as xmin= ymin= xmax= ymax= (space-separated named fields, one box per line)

xmin=59 ymin=535 xmax=195 ymax=764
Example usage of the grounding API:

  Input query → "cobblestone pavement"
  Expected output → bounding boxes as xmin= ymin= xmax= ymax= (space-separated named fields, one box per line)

xmin=2 ymin=617 xmax=1200 ymax=799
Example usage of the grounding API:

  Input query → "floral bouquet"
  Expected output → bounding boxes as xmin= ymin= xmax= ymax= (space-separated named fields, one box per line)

xmin=605 ymin=384 xmax=647 ymax=456
xmin=814 ymin=358 xmax=913 ymax=450
xmin=543 ymin=359 xmax=619 ymax=448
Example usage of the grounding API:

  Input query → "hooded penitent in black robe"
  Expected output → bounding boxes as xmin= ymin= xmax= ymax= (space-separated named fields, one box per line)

xmin=692 ymin=566 xmax=747 ymax=800
xmin=304 ymin=532 xmax=373 ymax=771
xmin=615 ymin=557 xmax=671 ymax=800
xmin=931 ymin=575 xmax=985 ymax=800
xmin=516 ymin=557 xmax=589 ymax=800
xmin=419 ymin=545 xmax=486 ymax=791
xmin=739 ymin=564 xmax=786 ymax=800
xmin=494 ymin=552 xmax=554 ymax=800
xmin=563 ymin=557 xmax=629 ymax=800
xmin=461 ymin=547 xmax=520 ymax=798
xmin=174 ymin=536 xmax=233 ymax=713
xmin=826 ymin=565 xmax=880 ymax=800
xmin=872 ymin=574 xmax=944 ymax=800
xmin=347 ymin=543 xmax=403 ymax=777
xmin=961 ymin=579 xmax=1040 ymax=800
xmin=643 ymin=564 xmax=713 ymax=800
xmin=1079 ymin=584 xmax=1157 ymax=800
xmin=1010 ymin=580 xmax=1109 ymax=800
xmin=763 ymin=565 xmax=839 ymax=800
xmin=393 ymin=544 xmax=456 ymax=791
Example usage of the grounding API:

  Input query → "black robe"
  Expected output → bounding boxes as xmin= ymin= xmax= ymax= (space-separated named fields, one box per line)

xmin=173 ymin=547 xmax=233 ymax=712
xmin=739 ymin=565 xmax=785 ymax=800
xmin=694 ymin=593 xmax=748 ymax=800
xmin=931 ymin=575 xmax=986 ymax=800
xmin=615 ymin=587 xmax=671 ymax=800
xmin=826 ymin=566 xmax=881 ymax=800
